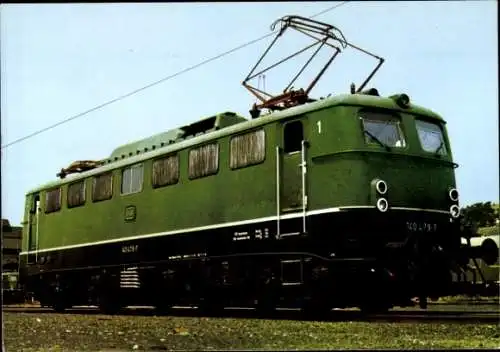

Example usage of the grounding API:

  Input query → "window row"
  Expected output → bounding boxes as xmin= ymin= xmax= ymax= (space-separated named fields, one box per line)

xmin=361 ymin=114 xmax=447 ymax=155
xmin=45 ymin=129 xmax=266 ymax=213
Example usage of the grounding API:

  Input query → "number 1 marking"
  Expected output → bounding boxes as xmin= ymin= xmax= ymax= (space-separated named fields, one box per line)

xmin=317 ymin=120 xmax=322 ymax=134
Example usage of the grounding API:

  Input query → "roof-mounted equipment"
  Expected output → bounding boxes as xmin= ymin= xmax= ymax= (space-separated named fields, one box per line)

xmin=57 ymin=160 xmax=103 ymax=179
xmin=359 ymin=87 xmax=380 ymax=96
xmin=243 ymin=15 xmax=385 ymax=117
xmin=389 ymin=94 xmax=411 ymax=108
xmin=102 ymin=112 xmax=247 ymax=165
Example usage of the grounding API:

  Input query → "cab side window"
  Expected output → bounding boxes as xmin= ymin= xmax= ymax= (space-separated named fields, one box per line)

xmin=284 ymin=120 xmax=303 ymax=153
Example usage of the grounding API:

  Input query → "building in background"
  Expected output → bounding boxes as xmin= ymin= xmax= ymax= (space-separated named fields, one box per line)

xmin=2 ymin=219 xmax=24 ymax=303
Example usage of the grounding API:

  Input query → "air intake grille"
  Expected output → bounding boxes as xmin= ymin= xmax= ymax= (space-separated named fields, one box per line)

xmin=120 ymin=267 xmax=140 ymax=289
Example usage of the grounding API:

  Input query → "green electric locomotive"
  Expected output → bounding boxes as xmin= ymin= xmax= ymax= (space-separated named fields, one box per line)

xmin=18 ymin=16 xmax=495 ymax=314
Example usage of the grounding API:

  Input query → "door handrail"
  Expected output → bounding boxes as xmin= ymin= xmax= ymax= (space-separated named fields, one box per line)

xmin=276 ymin=146 xmax=281 ymax=238
xmin=300 ymin=140 xmax=308 ymax=234
xmin=35 ymin=202 xmax=40 ymax=263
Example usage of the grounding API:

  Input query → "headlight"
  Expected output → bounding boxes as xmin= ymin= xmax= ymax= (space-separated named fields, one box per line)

xmin=375 ymin=180 xmax=388 ymax=195
xmin=389 ymin=94 xmax=411 ymax=108
xmin=450 ymin=204 xmax=460 ymax=218
xmin=397 ymin=94 xmax=410 ymax=108
xmin=377 ymin=198 xmax=389 ymax=212
xmin=449 ymin=188 xmax=459 ymax=202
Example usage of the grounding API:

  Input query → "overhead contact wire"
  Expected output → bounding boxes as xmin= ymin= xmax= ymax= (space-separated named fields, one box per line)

xmin=1 ymin=1 xmax=348 ymax=150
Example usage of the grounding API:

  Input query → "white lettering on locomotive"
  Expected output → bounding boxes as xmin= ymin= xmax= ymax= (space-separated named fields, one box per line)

xmin=406 ymin=221 xmax=438 ymax=233
xmin=121 ymin=245 xmax=139 ymax=253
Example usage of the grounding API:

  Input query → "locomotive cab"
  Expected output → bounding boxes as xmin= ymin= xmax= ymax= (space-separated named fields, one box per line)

xmin=303 ymin=92 xmax=464 ymax=306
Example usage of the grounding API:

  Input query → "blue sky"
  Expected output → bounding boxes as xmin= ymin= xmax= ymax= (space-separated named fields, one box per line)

xmin=1 ymin=1 xmax=498 ymax=224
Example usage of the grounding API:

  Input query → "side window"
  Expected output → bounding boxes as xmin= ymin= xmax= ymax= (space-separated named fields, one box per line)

xmin=121 ymin=163 xmax=144 ymax=195
xmin=230 ymin=129 xmax=266 ymax=169
xmin=189 ymin=143 xmax=219 ymax=179
xmin=284 ymin=120 xmax=303 ymax=153
xmin=45 ymin=188 xmax=61 ymax=213
xmin=67 ymin=180 xmax=86 ymax=208
xmin=92 ymin=173 xmax=113 ymax=202
xmin=152 ymin=155 xmax=179 ymax=188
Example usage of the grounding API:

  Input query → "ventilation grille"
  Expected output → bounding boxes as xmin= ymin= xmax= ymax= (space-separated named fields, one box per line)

xmin=120 ymin=267 xmax=140 ymax=289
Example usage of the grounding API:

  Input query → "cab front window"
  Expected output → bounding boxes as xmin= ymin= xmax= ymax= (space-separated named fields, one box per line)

xmin=360 ymin=112 xmax=406 ymax=149
xmin=415 ymin=120 xmax=447 ymax=156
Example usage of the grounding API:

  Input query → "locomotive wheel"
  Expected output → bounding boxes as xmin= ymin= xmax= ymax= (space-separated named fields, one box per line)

xmin=154 ymin=301 xmax=174 ymax=315
xmin=98 ymin=293 xmax=123 ymax=315
xmin=99 ymin=300 xmax=122 ymax=315
xmin=153 ymin=270 xmax=180 ymax=315
xmin=198 ymin=286 xmax=226 ymax=314
xmin=39 ymin=295 xmax=51 ymax=308
xmin=256 ymin=296 xmax=276 ymax=315
xmin=198 ymin=299 xmax=225 ymax=315
xmin=255 ymin=268 xmax=279 ymax=315
xmin=358 ymin=284 xmax=392 ymax=314
xmin=96 ymin=272 xmax=122 ymax=314
xmin=302 ymin=299 xmax=331 ymax=319
xmin=255 ymin=286 xmax=279 ymax=315
xmin=359 ymin=301 xmax=391 ymax=314
xmin=52 ymin=299 xmax=67 ymax=313
xmin=153 ymin=288 xmax=175 ymax=315
xmin=51 ymin=282 xmax=69 ymax=313
xmin=152 ymin=288 xmax=176 ymax=315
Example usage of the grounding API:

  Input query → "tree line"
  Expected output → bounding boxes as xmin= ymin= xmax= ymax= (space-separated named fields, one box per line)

xmin=461 ymin=202 xmax=499 ymax=234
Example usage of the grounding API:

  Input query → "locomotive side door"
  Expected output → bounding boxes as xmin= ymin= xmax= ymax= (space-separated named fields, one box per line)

xmin=277 ymin=118 xmax=309 ymax=236
xmin=27 ymin=193 xmax=40 ymax=264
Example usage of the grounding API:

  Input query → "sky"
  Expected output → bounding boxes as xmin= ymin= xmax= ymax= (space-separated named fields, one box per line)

xmin=1 ymin=1 xmax=498 ymax=225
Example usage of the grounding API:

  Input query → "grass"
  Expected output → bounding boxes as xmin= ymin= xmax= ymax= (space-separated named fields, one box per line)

xmin=3 ymin=312 xmax=500 ymax=351
xmin=437 ymin=295 xmax=499 ymax=305
xmin=478 ymin=226 xmax=500 ymax=237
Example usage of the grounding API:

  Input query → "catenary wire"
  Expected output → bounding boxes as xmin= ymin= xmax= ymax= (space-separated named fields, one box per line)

xmin=1 ymin=1 xmax=348 ymax=150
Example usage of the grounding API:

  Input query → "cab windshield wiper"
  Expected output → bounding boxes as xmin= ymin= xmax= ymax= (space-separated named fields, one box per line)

xmin=364 ymin=130 xmax=391 ymax=151
xmin=434 ymin=140 xmax=444 ymax=156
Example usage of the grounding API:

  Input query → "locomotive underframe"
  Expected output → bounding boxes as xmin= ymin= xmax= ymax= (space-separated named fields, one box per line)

xmin=19 ymin=208 xmax=470 ymax=313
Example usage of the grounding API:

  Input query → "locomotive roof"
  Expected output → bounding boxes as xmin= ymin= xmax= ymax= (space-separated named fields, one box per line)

xmin=105 ymin=112 xmax=247 ymax=163
xmin=27 ymin=93 xmax=443 ymax=194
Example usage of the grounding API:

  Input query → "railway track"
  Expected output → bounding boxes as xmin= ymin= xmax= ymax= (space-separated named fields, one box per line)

xmin=4 ymin=304 xmax=499 ymax=324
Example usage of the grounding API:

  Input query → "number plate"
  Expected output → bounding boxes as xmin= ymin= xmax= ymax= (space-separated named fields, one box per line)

xmin=406 ymin=221 xmax=438 ymax=233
